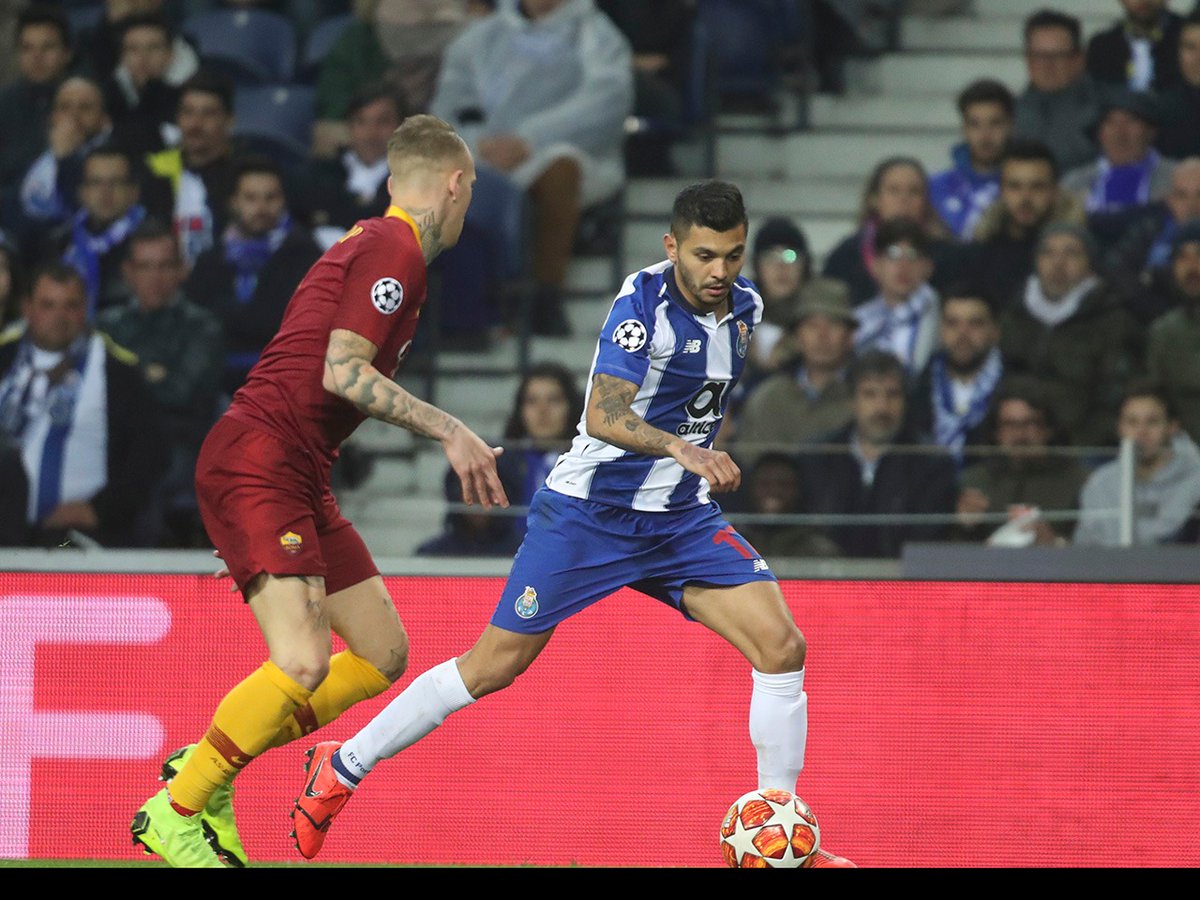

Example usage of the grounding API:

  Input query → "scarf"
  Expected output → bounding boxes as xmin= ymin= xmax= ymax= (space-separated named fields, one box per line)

xmin=62 ymin=204 xmax=146 ymax=316
xmin=1023 ymin=273 xmax=1100 ymax=327
xmin=1086 ymin=150 xmax=1160 ymax=213
xmin=931 ymin=347 xmax=1004 ymax=464
xmin=857 ymin=218 xmax=879 ymax=277
xmin=223 ymin=214 xmax=292 ymax=302
xmin=342 ymin=150 xmax=389 ymax=203
xmin=854 ymin=282 xmax=938 ymax=372
xmin=1147 ymin=216 xmax=1177 ymax=269
xmin=175 ymin=167 xmax=213 ymax=266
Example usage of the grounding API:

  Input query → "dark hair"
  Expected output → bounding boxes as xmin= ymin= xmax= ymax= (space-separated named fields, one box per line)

xmin=118 ymin=12 xmax=174 ymax=46
xmin=857 ymin=155 xmax=930 ymax=226
xmin=231 ymin=153 xmax=284 ymax=194
xmin=847 ymin=348 xmax=907 ymax=392
xmin=939 ymin=280 xmax=998 ymax=318
xmin=125 ymin=217 xmax=181 ymax=260
xmin=0 ymin=237 xmax=27 ymax=326
xmin=16 ymin=4 xmax=71 ymax=49
xmin=670 ymin=180 xmax=748 ymax=237
xmin=1000 ymin=136 xmax=1060 ymax=180
xmin=1023 ymin=9 xmax=1083 ymax=51
xmin=992 ymin=375 xmax=1062 ymax=443
xmin=83 ymin=141 xmax=137 ymax=177
xmin=956 ymin=78 xmax=1015 ymax=118
xmin=29 ymin=260 xmax=86 ymax=295
xmin=503 ymin=361 xmax=584 ymax=442
xmin=346 ymin=79 xmax=409 ymax=122
xmin=1119 ymin=377 xmax=1177 ymax=421
xmin=178 ymin=68 xmax=235 ymax=115
xmin=872 ymin=216 xmax=931 ymax=256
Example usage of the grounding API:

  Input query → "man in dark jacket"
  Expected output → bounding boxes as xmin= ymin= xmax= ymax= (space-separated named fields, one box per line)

xmin=0 ymin=261 xmax=167 ymax=547
xmin=1086 ymin=0 xmax=1184 ymax=93
xmin=797 ymin=348 xmax=959 ymax=559
xmin=184 ymin=155 xmax=320 ymax=396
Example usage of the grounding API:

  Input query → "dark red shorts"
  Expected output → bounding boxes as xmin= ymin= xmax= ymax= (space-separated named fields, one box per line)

xmin=195 ymin=417 xmax=379 ymax=596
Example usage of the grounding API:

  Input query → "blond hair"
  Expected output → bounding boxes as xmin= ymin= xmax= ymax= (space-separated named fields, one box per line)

xmin=386 ymin=114 xmax=469 ymax=179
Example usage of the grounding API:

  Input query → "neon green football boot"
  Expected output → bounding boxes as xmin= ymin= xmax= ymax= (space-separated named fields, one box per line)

xmin=160 ymin=744 xmax=248 ymax=867
xmin=130 ymin=788 xmax=229 ymax=868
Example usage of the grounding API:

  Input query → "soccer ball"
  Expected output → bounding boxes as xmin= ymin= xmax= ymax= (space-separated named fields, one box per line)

xmin=719 ymin=788 xmax=820 ymax=868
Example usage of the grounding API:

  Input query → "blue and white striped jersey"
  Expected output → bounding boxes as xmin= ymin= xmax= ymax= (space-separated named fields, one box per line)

xmin=544 ymin=259 xmax=764 ymax=512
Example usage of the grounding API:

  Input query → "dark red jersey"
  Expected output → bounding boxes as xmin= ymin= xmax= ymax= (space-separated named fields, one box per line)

xmin=224 ymin=206 xmax=427 ymax=461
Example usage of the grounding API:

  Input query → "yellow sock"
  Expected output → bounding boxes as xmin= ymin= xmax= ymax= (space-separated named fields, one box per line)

xmin=265 ymin=650 xmax=393 ymax=750
xmin=168 ymin=660 xmax=313 ymax=812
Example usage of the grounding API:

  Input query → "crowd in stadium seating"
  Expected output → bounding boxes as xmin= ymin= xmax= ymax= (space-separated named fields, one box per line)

xmin=3 ymin=0 xmax=1200 ymax=558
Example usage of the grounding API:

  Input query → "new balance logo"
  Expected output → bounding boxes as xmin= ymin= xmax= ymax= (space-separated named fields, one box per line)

xmin=752 ymin=559 xmax=770 ymax=572
xmin=683 ymin=339 xmax=703 ymax=353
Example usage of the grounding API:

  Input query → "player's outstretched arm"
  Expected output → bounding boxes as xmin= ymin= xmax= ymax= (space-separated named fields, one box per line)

xmin=324 ymin=328 xmax=509 ymax=508
xmin=587 ymin=373 xmax=741 ymax=493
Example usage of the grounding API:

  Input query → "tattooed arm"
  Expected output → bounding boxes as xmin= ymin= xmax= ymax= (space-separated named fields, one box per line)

xmin=323 ymin=328 xmax=508 ymax=508
xmin=585 ymin=373 xmax=741 ymax=493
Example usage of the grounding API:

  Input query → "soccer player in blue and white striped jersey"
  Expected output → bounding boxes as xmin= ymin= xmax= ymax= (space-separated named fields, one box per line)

xmin=291 ymin=180 xmax=855 ymax=867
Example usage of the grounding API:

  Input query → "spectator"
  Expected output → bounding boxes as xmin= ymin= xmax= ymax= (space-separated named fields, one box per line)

xmin=102 ymin=12 xmax=185 ymax=156
xmin=1146 ymin=220 xmax=1200 ymax=441
xmin=733 ymin=277 xmax=857 ymax=467
xmin=795 ymin=348 xmax=958 ymax=559
xmin=430 ymin=0 xmax=635 ymax=337
xmin=419 ymin=360 xmax=583 ymax=556
xmin=1074 ymin=379 xmax=1200 ymax=545
xmin=0 ymin=432 xmax=29 ymax=546
xmin=80 ymin=0 xmax=199 ymax=91
xmin=929 ymin=78 xmax=1015 ymax=241
xmin=0 ymin=262 xmax=167 ymax=547
xmin=967 ymin=137 xmax=1086 ymax=311
xmin=852 ymin=217 xmax=941 ymax=378
xmin=1013 ymin=9 xmax=1108 ymax=173
xmin=822 ymin=155 xmax=959 ymax=305
xmin=745 ymin=215 xmax=812 ymax=379
xmin=1156 ymin=11 xmax=1200 ymax=158
xmin=17 ymin=75 xmax=113 ymax=229
xmin=597 ymin=0 xmax=696 ymax=177
xmin=908 ymin=283 xmax=1005 ymax=468
xmin=184 ymin=155 xmax=321 ymax=396
xmin=40 ymin=143 xmax=147 ymax=318
xmin=313 ymin=0 xmax=476 ymax=157
xmin=143 ymin=69 xmax=241 ymax=266
xmin=293 ymin=80 xmax=407 ymax=246
xmin=1105 ymin=155 xmax=1200 ymax=323
xmin=1060 ymin=89 xmax=1176 ymax=218
xmin=1086 ymin=0 xmax=1184 ymax=93
xmin=0 ymin=232 xmax=24 ymax=329
xmin=0 ymin=5 xmax=75 ymax=196
xmin=954 ymin=377 xmax=1090 ymax=546
xmin=735 ymin=452 xmax=840 ymax=560
xmin=96 ymin=219 xmax=224 ymax=547
xmin=998 ymin=222 xmax=1143 ymax=449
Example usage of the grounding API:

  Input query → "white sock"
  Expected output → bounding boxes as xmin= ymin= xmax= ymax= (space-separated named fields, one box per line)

xmin=749 ymin=667 xmax=807 ymax=793
xmin=335 ymin=659 xmax=476 ymax=787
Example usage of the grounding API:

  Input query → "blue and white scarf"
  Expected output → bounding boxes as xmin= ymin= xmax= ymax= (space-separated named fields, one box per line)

xmin=930 ymin=347 xmax=1004 ymax=465
xmin=223 ymin=214 xmax=292 ymax=302
xmin=62 ymin=204 xmax=146 ymax=316
xmin=1086 ymin=150 xmax=1161 ymax=213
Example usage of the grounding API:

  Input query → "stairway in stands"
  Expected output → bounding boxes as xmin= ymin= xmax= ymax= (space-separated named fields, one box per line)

xmin=344 ymin=0 xmax=1118 ymax=558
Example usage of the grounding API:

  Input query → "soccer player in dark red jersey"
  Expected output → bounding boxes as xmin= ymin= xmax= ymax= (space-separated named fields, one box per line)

xmin=130 ymin=114 xmax=509 ymax=868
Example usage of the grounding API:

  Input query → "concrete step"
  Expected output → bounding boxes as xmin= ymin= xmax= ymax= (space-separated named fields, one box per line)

xmin=901 ymin=12 xmax=1112 ymax=52
xmin=810 ymin=93 xmax=960 ymax=131
xmin=968 ymin=0 xmax=1115 ymax=19
xmin=623 ymin=174 xmax=865 ymax=219
xmin=717 ymin=129 xmax=955 ymax=181
xmin=845 ymin=51 xmax=1027 ymax=96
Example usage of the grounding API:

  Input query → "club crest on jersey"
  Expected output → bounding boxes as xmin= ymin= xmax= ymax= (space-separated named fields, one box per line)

xmin=613 ymin=318 xmax=647 ymax=352
xmin=736 ymin=320 xmax=751 ymax=358
xmin=371 ymin=277 xmax=404 ymax=314
xmin=279 ymin=531 xmax=303 ymax=554
xmin=515 ymin=585 xmax=539 ymax=619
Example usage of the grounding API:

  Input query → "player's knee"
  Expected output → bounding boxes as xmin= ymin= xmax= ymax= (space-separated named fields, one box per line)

xmin=277 ymin=655 xmax=331 ymax=692
xmin=757 ymin=628 xmax=806 ymax=674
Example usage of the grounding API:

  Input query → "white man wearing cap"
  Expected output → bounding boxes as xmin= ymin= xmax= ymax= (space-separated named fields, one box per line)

xmin=732 ymin=276 xmax=857 ymax=468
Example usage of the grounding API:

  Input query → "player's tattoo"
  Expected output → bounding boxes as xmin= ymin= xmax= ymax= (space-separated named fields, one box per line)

xmin=410 ymin=207 xmax=444 ymax=264
xmin=325 ymin=329 xmax=458 ymax=440
xmin=589 ymin=374 xmax=672 ymax=456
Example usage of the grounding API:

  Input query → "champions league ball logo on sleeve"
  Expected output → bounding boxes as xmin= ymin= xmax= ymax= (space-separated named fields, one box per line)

xmin=613 ymin=319 xmax=647 ymax=352
xmin=371 ymin=277 xmax=404 ymax=314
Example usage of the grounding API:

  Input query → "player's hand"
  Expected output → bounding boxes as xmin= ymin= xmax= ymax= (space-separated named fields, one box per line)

xmin=671 ymin=441 xmax=740 ymax=494
xmin=442 ymin=427 xmax=510 ymax=510
xmin=477 ymin=134 xmax=530 ymax=172
xmin=212 ymin=549 xmax=237 ymax=593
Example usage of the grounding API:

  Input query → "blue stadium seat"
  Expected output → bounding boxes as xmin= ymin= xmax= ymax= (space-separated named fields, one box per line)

xmin=181 ymin=9 xmax=298 ymax=85
xmin=232 ymin=84 xmax=316 ymax=169
xmin=298 ymin=13 xmax=356 ymax=83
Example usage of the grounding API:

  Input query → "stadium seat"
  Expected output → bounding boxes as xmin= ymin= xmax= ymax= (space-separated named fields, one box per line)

xmin=181 ymin=8 xmax=298 ymax=85
xmin=232 ymin=84 xmax=316 ymax=169
xmin=298 ymin=13 xmax=356 ymax=83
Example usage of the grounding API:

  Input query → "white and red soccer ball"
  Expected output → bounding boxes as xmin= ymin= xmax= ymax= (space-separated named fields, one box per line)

xmin=719 ymin=788 xmax=820 ymax=868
